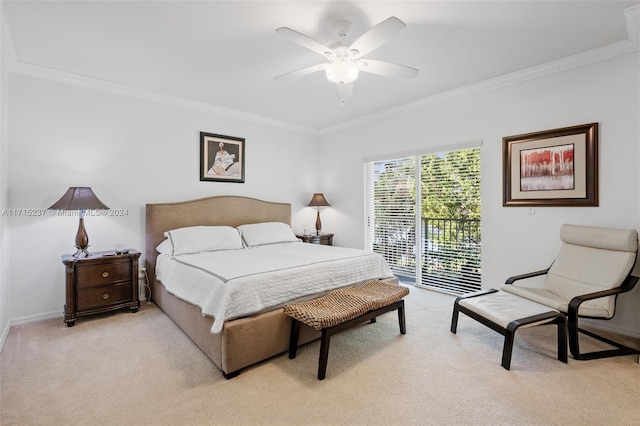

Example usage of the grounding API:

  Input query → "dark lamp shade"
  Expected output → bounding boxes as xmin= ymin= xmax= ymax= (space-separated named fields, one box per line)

xmin=307 ymin=193 xmax=331 ymax=207
xmin=48 ymin=187 xmax=109 ymax=258
xmin=48 ymin=187 xmax=109 ymax=211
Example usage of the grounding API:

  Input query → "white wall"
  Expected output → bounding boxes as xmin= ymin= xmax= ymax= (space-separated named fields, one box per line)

xmin=318 ymin=53 xmax=640 ymax=337
xmin=7 ymin=74 xmax=321 ymax=322
xmin=0 ymin=3 xmax=10 ymax=345
xmin=5 ymin=46 xmax=639 ymax=338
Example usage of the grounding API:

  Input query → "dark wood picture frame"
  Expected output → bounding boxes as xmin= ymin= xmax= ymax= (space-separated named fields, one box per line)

xmin=200 ymin=132 xmax=245 ymax=183
xmin=503 ymin=123 xmax=598 ymax=207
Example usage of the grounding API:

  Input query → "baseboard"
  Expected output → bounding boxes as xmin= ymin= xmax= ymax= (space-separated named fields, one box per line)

xmin=10 ymin=310 xmax=62 ymax=326
xmin=0 ymin=299 xmax=635 ymax=356
xmin=581 ymin=318 xmax=640 ymax=339
xmin=0 ymin=320 xmax=10 ymax=353
xmin=2 ymin=298 xmax=151 ymax=343
xmin=0 ymin=310 xmax=63 ymax=352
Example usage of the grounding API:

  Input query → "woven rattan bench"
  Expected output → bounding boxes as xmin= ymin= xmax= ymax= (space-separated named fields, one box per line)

xmin=284 ymin=280 xmax=409 ymax=380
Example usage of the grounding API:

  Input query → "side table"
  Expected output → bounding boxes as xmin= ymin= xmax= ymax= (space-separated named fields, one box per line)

xmin=297 ymin=233 xmax=334 ymax=246
xmin=62 ymin=250 xmax=140 ymax=326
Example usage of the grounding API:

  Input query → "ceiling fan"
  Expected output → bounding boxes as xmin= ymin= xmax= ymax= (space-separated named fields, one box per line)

xmin=274 ymin=16 xmax=419 ymax=104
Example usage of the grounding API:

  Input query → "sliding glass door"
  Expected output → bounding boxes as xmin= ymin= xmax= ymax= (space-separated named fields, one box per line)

xmin=365 ymin=147 xmax=481 ymax=295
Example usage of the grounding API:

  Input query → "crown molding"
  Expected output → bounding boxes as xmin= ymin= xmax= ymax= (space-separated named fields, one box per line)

xmin=320 ymin=39 xmax=638 ymax=135
xmin=8 ymin=60 xmax=321 ymax=136
xmin=0 ymin=4 xmax=17 ymax=70
xmin=4 ymin=5 xmax=638 ymax=137
xmin=625 ymin=4 xmax=640 ymax=47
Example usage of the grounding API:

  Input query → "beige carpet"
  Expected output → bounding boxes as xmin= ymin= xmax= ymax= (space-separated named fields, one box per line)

xmin=1 ymin=287 xmax=639 ymax=426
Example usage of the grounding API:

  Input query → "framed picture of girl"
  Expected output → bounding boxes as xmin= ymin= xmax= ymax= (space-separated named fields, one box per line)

xmin=200 ymin=132 xmax=245 ymax=183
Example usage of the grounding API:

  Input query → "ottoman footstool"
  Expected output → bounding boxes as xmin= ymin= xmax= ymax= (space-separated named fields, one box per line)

xmin=451 ymin=289 xmax=568 ymax=370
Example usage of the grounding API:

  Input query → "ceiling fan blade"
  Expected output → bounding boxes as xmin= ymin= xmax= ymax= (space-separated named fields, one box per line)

xmin=336 ymin=82 xmax=354 ymax=99
xmin=274 ymin=63 xmax=330 ymax=82
xmin=276 ymin=27 xmax=334 ymax=58
xmin=349 ymin=16 xmax=406 ymax=58
xmin=358 ymin=59 xmax=419 ymax=79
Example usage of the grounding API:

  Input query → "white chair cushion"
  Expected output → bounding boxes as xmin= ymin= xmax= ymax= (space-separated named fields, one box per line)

xmin=501 ymin=284 xmax=611 ymax=318
xmin=459 ymin=291 xmax=559 ymax=329
xmin=560 ymin=224 xmax=638 ymax=252
xmin=506 ymin=224 xmax=638 ymax=318
xmin=501 ymin=285 xmax=567 ymax=310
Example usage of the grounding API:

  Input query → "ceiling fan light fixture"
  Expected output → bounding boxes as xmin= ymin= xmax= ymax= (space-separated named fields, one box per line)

xmin=276 ymin=16 xmax=417 ymax=90
xmin=325 ymin=61 xmax=359 ymax=84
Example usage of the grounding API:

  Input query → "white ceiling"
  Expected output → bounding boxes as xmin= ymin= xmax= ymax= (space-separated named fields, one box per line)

xmin=3 ymin=1 xmax=639 ymax=133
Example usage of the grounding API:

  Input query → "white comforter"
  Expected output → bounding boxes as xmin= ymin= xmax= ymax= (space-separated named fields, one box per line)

xmin=156 ymin=241 xmax=394 ymax=333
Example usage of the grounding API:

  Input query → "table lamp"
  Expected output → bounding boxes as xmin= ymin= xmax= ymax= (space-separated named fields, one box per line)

xmin=307 ymin=193 xmax=331 ymax=235
xmin=48 ymin=187 xmax=109 ymax=257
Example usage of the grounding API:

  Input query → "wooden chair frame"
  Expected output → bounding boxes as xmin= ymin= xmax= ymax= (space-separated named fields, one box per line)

xmin=451 ymin=289 xmax=568 ymax=370
xmin=505 ymin=268 xmax=640 ymax=360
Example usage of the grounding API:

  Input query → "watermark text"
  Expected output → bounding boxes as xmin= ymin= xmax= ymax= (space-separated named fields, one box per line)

xmin=1 ymin=208 xmax=129 ymax=217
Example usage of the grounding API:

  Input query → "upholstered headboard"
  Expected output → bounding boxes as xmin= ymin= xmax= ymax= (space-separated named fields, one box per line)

xmin=145 ymin=196 xmax=291 ymax=292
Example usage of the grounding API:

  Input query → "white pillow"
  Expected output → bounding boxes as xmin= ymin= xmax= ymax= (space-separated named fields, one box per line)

xmin=237 ymin=222 xmax=299 ymax=247
xmin=163 ymin=226 xmax=243 ymax=256
xmin=156 ymin=239 xmax=173 ymax=254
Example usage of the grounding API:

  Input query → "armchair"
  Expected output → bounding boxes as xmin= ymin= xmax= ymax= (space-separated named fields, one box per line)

xmin=452 ymin=224 xmax=639 ymax=368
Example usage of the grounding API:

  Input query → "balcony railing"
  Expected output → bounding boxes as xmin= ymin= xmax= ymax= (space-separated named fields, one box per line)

xmin=421 ymin=218 xmax=481 ymax=295
xmin=372 ymin=217 xmax=481 ymax=295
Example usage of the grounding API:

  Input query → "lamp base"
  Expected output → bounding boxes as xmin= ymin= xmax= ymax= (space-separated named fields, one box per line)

xmin=73 ymin=245 xmax=91 ymax=258
xmin=74 ymin=216 xmax=91 ymax=257
xmin=315 ymin=210 xmax=322 ymax=236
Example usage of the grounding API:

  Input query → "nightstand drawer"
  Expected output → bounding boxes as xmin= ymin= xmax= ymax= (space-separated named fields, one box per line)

xmin=76 ymin=262 xmax=130 ymax=287
xmin=63 ymin=250 xmax=140 ymax=326
xmin=77 ymin=282 xmax=131 ymax=310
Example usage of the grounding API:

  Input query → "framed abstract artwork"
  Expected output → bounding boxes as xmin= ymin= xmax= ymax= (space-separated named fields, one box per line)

xmin=503 ymin=123 xmax=598 ymax=206
xmin=200 ymin=132 xmax=245 ymax=183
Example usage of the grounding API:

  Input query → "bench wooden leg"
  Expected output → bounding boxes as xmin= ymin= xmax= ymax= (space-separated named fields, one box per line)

xmin=289 ymin=319 xmax=300 ymax=359
xmin=398 ymin=300 xmax=406 ymax=334
xmin=288 ymin=300 xmax=408 ymax=380
xmin=318 ymin=329 xmax=331 ymax=380
xmin=318 ymin=301 xmax=406 ymax=380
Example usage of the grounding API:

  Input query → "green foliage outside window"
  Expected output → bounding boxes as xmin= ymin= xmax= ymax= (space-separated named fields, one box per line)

xmin=370 ymin=148 xmax=481 ymax=294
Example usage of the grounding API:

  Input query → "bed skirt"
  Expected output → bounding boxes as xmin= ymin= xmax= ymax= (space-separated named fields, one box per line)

xmin=152 ymin=276 xmax=398 ymax=376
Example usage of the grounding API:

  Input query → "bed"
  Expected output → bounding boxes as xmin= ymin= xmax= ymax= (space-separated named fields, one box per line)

xmin=145 ymin=195 xmax=397 ymax=378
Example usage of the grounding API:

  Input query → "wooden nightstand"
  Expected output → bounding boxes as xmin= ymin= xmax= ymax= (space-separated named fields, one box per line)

xmin=62 ymin=250 xmax=141 ymax=327
xmin=297 ymin=233 xmax=334 ymax=246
